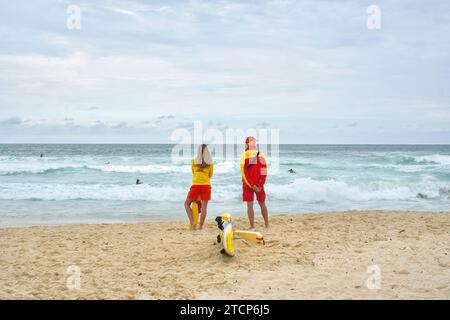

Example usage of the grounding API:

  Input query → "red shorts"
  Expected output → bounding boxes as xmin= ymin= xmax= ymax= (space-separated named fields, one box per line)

xmin=243 ymin=184 xmax=266 ymax=203
xmin=188 ymin=185 xmax=211 ymax=201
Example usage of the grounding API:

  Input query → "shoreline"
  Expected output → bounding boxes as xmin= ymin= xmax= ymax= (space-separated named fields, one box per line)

xmin=1 ymin=209 xmax=449 ymax=230
xmin=1 ymin=210 xmax=449 ymax=299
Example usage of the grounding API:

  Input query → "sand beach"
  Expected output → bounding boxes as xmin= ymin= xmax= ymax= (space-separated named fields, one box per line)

xmin=1 ymin=211 xmax=449 ymax=300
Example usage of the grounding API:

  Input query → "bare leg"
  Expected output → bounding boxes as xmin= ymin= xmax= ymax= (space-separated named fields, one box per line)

xmin=199 ymin=200 xmax=208 ymax=229
xmin=246 ymin=201 xmax=255 ymax=229
xmin=258 ymin=201 xmax=269 ymax=228
xmin=184 ymin=197 xmax=195 ymax=229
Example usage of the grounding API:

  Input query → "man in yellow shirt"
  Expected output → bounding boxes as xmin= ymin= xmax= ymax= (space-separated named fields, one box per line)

xmin=240 ymin=137 xmax=269 ymax=228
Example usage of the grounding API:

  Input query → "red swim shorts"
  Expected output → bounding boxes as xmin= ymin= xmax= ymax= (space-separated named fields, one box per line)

xmin=242 ymin=184 xmax=266 ymax=203
xmin=188 ymin=185 xmax=211 ymax=201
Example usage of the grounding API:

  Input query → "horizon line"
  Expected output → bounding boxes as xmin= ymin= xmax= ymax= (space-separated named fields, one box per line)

xmin=1 ymin=143 xmax=449 ymax=146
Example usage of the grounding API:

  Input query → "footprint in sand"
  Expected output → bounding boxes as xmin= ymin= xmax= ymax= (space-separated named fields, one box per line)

xmin=397 ymin=269 xmax=410 ymax=275
xmin=437 ymin=257 xmax=450 ymax=268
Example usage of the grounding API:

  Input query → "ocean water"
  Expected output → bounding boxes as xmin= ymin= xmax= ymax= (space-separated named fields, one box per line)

xmin=0 ymin=144 xmax=449 ymax=227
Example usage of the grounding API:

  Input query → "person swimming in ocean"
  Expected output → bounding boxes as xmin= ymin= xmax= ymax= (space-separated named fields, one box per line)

xmin=136 ymin=179 xmax=143 ymax=185
xmin=288 ymin=169 xmax=296 ymax=174
xmin=40 ymin=153 xmax=43 ymax=158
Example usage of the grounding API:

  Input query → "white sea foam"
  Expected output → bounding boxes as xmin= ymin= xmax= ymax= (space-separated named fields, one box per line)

xmin=0 ymin=181 xmax=243 ymax=202
xmin=1 ymin=178 xmax=447 ymax=203
xmin=266 ymin=178 xmax=448 ymax=202
xmin=414 ymin=154 xmax=450 ymax=166
xmin=0 ymin=183 xmax=188 ymax=201
xmin=90 ymin=164 xmax=191 ymax=174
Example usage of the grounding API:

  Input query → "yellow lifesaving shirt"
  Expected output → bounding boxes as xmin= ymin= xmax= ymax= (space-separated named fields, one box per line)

xmin=191 ymin=160 xmax=214 ymax=185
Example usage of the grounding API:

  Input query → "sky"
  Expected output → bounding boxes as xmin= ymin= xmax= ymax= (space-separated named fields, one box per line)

xmin=0 ymin=0 xmax=449 ymax=144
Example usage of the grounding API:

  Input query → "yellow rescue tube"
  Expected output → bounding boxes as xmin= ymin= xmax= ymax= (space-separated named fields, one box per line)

xmin=215 ymin=213 xmax=235 ymax=256
xmin=189 ymin=201 xmax=201 ymax=230
xmin=234 ymin=230 xmax=265 ymax=245
xmin=222 ymin=220 xmax=235 ymax=256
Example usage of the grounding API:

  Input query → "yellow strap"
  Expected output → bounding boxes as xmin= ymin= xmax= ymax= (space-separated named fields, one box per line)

xmin=240 ymin=150 xmax=266 ymax=187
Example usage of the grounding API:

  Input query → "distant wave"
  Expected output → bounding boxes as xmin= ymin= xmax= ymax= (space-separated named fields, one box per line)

xmin=1 ymin=166 xmax=86 ymax=176
xmin=266 ymin=177 xmax=450 ymax=202
xmin=93 ymin=161 xmax=238 ymax=174
xmin=279 ymin=153 xmax=450 ymax=167
xmin=90 ymin=164 xmax=191 ymax=174
xmin=413 ymin=154 xmax=450 ymax=166
xmin=0 ymin=161 xmax=239 ymax=176
xmin=381 ymin=154 xmax=450 ymax=166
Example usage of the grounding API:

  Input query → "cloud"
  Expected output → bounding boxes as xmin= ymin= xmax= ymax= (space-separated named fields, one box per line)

xmin=142 ymin=115 xmax=175 ymax=128
xmin=0 ymin=119 xmax=174 ymax=143
xmin=111 ymin=121 xmax=127 ymax=129
xmin=90 ymin=120 xmax=128 ymax=129
xmin=158 ymin=115 xmax=175 ymax=120
xmin=62 ymin=118 xmax=75 ymax=126
xmin=257 ymin=121 xmax=270 ymax=128
xmin=0 ymin=117 xmax=22 ymax=125
xmin=175 ymin=122 xmax=194 ymax=129
xmin=107 ymin=7 xmax=138 ymax=17
xmin=93 ymin=120 xmax=105 ymax=126
xmin=0 ymin=0 xmax=449 ymax=143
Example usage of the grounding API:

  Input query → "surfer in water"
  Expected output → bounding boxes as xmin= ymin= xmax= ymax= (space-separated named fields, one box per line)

xmin=136 ymin=179 xmax=143 ymax=185
xmin=184 ymin=144 xmax=214 ymax=230
xmin=288 ymin=169 xmax=296 ymax=174
xmin=241 ymin=137 xmax=269 ymax=229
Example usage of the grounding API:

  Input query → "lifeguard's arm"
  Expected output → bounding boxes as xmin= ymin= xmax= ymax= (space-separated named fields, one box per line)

xmin=209 ymin=163 xmax=214 ymax=178
xmin=191 ymin=159 xmax=194 ymax=174
xmin=240 ymin=152 xmax=255 ymax=187
xmin=258 ymin=153 xmax=268 ymax=186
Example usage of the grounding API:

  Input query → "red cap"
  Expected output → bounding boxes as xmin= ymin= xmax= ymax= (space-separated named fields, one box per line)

xmin=245 ymin=136 xmax=256 ymax=148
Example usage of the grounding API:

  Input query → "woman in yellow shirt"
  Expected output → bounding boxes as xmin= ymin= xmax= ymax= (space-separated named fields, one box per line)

xmin=184 ymin=144 xmax=214 ymax=230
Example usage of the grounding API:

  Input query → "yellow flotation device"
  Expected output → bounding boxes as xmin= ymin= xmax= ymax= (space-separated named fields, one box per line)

xmin=215 ymin=213 xmax=235 ymax=257
xmin=189 ymin=201 xmax=201 ymax=230
xmin=234 ymin=230 xmax=265 ymax=245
